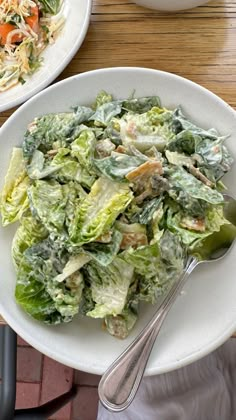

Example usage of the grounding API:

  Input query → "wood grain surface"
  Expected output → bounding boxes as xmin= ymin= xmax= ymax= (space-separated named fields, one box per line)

xmin=0 ymin=0 xmax=236 ymax=329
xmin=1 ymin=0 xmax=236 ymax=127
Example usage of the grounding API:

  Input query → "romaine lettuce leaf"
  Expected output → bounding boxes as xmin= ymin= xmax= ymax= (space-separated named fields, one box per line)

xmin=139 ymin=231 xmax=184 ymax=303
xmin=120 ymin=109 xmax=173 ymax=152
xmin=89 ymin=102 xmax=122 ymax=126
xmin=165 ymin=150 xmax=193 ymax=166
xmin=150 ymin=202 xmax=164 ymax=244
xmin=79 ymin=284 xmax=95 ymax=315
xmin=15 ymin=277 xmax=61 ymax=324
xmin=0 ymin=148 xmax=30 ymax=226
xmin=27 ymin=150 xmax=63 ymax=180
xmin=64 ymin=182 xmax=86 ymax=233
xmin=85 ymin=257 xmax=134 ymax=318
xmin=92 ymin=91 xmax=113 ymax=109
xmin=12 ymin=213 xmax=48 ymax=268
xmin=103 ymin=119 xmax=122 ymax=146
xmin=160 ymin=230 xmax=185 ymax=269
xmin=69 ymin=177 xmax=133 ymax=246
xmin=28 ymin=180 xmax=68 ymax=233
xmin=51 ymin=148 xmax=96 ymax=186
xmin=71 ymin=130 xmax=96 ymax=171
xmin=123 ymin=231 xmax=185 ymax=304
xmin=104 ymin=277 xmax=139 ymax=338
xmin=122 ymin=243 xmax=160 ymax=278
xmin=27 ymin=148 xmax=95 ymax=188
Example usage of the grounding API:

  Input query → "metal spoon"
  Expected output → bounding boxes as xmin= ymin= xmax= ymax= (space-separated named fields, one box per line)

xmin=98 ymin=194 xmax=236 ymax=413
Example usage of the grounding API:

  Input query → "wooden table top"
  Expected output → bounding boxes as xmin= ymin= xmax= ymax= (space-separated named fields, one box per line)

xmin=0 ymin=0 xmax=236 ymax=328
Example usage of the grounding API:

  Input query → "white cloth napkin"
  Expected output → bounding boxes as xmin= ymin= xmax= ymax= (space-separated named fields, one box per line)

xmin=97 ymin=339 xmax=236 ymax=420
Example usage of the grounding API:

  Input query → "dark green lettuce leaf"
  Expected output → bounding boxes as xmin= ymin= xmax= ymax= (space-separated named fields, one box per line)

xmin=23 ymin=109 xmax=93 ymax=161
xmin=167 ymin=130 xmax=202 ymax=155
xmin=167 ymin=166 xmax=224 ymax=217
xmin=83 ymin=230 xmax=123 ymax=266
xmin=138 ymin=196 xmax=163 ymax=224
xmin=171 ymin=107 xmax=220 ymax=140
xmin=38 ymin=0 xmax=61 ymax=14
xmin=102 ymin=120 xmax=122 ymax=146
xmin=93 ymin=153 xmax=146 ymax=181
xmin=122 ymin=96 xmax=161 ymax=113
xmin=194 ymin=137 xmax=234 ymax=182
xmin=15 ymin=239 xmax=86 ymax=323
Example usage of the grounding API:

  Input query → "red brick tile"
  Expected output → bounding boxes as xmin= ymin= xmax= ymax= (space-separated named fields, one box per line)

xmin=16 ymin=382 xmax=40 ymax=409
xmin=40 ymin=356 xmax=74 ymax=420
xmin=72 ymin=387 xmax=99 ymax=420
xmin=74 ymin=370 xmax=101 ymax=387
xmin=17 ymin=335 xmax=30 ymax=346
xmin=17 ymin=347 xmax=42 ymax=382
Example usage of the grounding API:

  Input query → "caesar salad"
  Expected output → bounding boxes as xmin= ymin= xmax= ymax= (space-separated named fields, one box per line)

xmin=0 ymin=91 xmax=234 ymax=339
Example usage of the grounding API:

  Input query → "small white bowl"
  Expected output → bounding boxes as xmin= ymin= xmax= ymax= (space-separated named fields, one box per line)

xmin=134 ymin=0 xmax=209 ymax=11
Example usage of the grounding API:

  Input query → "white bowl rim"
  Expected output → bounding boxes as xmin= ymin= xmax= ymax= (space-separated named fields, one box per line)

xmin=1 ymin=66 xmax=236 ymax=375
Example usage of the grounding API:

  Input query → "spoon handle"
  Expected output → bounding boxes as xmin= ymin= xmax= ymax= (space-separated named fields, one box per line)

xmin=98 ymin=256 xmax=198 ymax=413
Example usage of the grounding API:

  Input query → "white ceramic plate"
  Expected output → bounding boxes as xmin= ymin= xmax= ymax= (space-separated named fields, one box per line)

xmin=0 ymin=0 xmax=92 ymax=113
xmin=0 ymin=68 xmax=236 ymax=376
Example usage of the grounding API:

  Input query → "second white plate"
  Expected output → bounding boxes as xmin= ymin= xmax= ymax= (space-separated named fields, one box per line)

xmin=0 ymin=0 xmax=92 ymax=113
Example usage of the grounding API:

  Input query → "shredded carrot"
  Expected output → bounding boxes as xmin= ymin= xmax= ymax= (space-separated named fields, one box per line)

xmin=25 ymin=6 xmax=39 ymax=34
xmin=0 ymin=23 xmax=23 ymax=45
